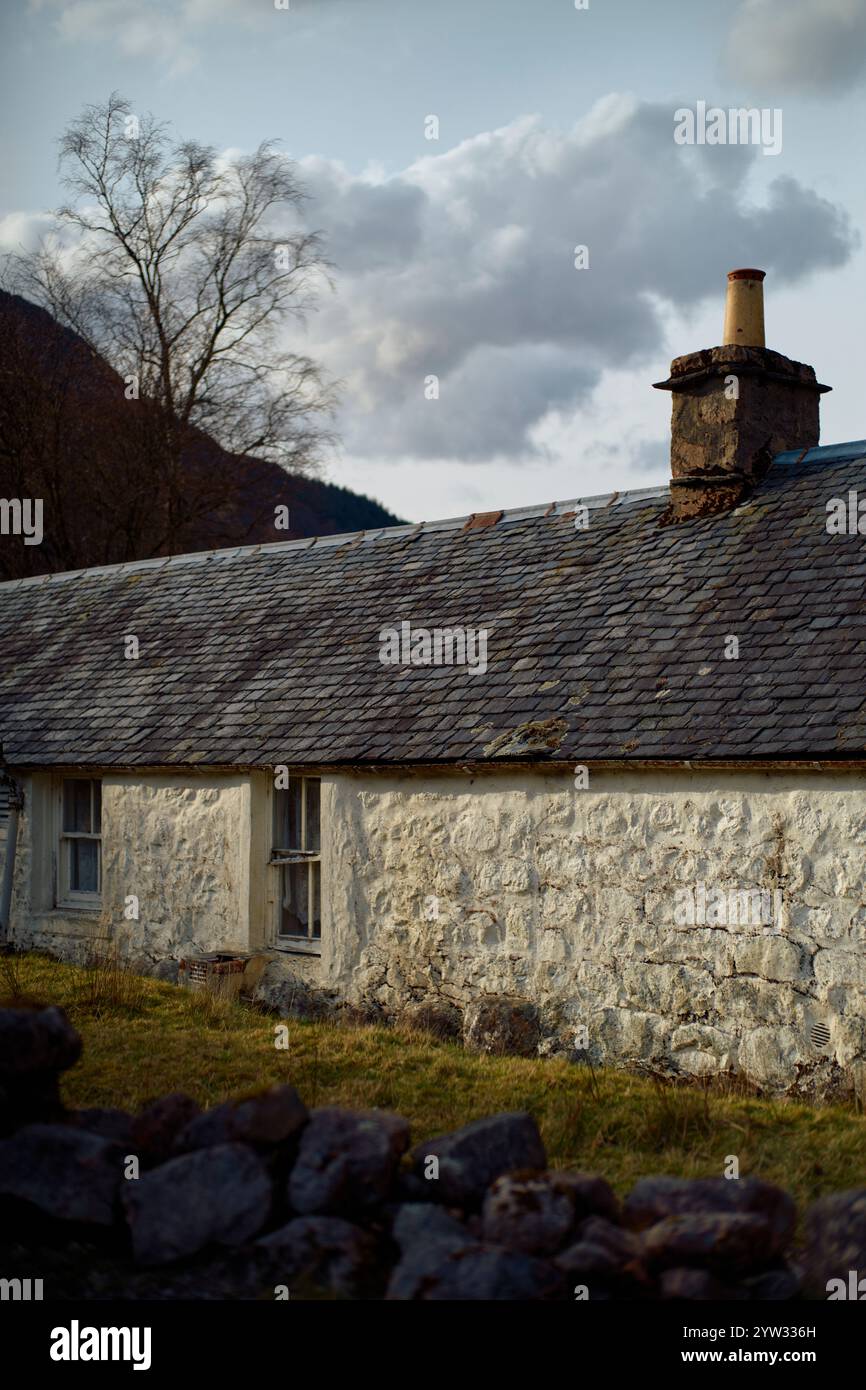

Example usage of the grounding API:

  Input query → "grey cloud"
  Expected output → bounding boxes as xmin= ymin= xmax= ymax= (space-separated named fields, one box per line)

xmin=297 ymin=101 xmax=855 ymax=462
xmin=725 ymin=0 xmax=866 ymax=93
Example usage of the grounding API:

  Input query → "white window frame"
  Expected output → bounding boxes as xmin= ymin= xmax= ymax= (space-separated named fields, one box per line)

xmin=55 ymin=775 xmax=102 ymax=910
xmin=270 ymin=775 xmax=321 ymax=954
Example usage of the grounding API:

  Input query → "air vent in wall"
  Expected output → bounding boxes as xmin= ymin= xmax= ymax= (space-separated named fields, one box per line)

xmin=810 ymin=1022 xmax=832 ymax=1051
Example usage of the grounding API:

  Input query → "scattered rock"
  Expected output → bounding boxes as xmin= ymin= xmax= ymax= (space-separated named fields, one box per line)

xmin=624 ymin=1175 xmax=795 ymax=1259
xmin=0 ymin=1005 xmax=82 ymax=1127
xmin=659 ymin=1266 xmax=734 ymax=1300
xmin=802 ymin=1188 xmax=866 ymax=1298
xmin=742 ymin=1266 xmax=802 ymax=1301
xmin=399 ymin=1000 xmax=463 ymax=1041
xmin=68 ymin=1107 xmax=134 ymax=1146
xmin=176 ymin=1085 xmax=308 ymax=1153
xmin=0 ymin=1123 xmax=120 ymax=1225
xmin=333 ymin=1002 xmax=381 ymax=1029
xmin=122 ymin=1143 xmax=272 ymax=1265
xmin=0 ymin=1004 xmax=82 ymax=1075
xmin=254 ymin=968 xmax=337 ymax=1021
xmin=411 ymin=1112 xmax=546 ymax=1208
xmin=386 ymin=1242 xmax=562 ymax=1300
xmin=463 ymin=997 xmax=540 ymax=1058
xmin=131 ymin=1093 xmax=201 ymax=1167
xmin=556 ymin=1217 xmax=649 ymax=1296
xmin=642 ymin=1212 xmax=773 ymax=1276
xmin=152 ymin=960 xmax=180 ymax=985
xmin=482 ymin=1170 xmax=617 ymax=1255
xmin=288 ymin=1108 xmax=409 ymax=1216
xmin=482 ymin=1171 xmax=574 ymax=1254
xmin=391 ymin=1202 xmax=471 ymax=1254
xmin=256 ymin=1216 xmax=376 ymax=1298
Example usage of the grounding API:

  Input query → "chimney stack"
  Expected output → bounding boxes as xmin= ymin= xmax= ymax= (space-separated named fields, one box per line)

xmin=654 ymin=269 xmax=830 ymax=521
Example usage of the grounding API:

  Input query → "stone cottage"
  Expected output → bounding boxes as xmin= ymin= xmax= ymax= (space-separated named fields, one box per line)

xmin=1 ymin=269 xmax=865 ymax=1095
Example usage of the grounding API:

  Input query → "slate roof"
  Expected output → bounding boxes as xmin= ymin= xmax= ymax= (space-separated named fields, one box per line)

xmin=2 ymin=441 xmax=865 ymax=767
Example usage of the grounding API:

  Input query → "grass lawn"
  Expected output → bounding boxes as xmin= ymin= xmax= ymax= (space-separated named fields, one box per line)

xmin=4 ymin=951 xmax=866 ymax=1213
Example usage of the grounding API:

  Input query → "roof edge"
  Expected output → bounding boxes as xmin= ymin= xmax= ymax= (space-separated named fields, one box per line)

xmin=0 ymin=483 xmax=669 ymax=591
xmin=4 ymin=437 xmax=864 ymax=593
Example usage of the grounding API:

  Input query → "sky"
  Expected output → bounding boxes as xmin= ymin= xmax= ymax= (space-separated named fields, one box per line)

xmin=1 ymin=0 xmax=865 ymax=522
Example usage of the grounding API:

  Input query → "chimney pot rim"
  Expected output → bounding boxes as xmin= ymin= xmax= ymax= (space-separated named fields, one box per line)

xmin=727 ymin=267 xmax=766 ymax=281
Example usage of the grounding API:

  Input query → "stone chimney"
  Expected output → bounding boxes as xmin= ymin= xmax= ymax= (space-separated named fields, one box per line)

xmin=654 ymin=269 xmax=831 ymax=521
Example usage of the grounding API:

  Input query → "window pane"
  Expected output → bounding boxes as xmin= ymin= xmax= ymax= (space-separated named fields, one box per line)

xmin=305 ymin=779 xmax=321 ymax=852
xmin=288 ymin=776 xmax=302 ymax=847
xmin=311 ymin=860 xmax=321 ymax=939
xmin=274 ymin=778 xmax=303 ymax=850
xmin=70 ymin=838 xmax=99 ymax=893
xmin=279 ymin=861 xmax=309 ymax=937
xmin=93 ymin=780 xmax=102 ymax=831
xmin=63 ymin=779 xmax=92 ymax=833
xmin=273 ymin=787 xmax=285 ymax=846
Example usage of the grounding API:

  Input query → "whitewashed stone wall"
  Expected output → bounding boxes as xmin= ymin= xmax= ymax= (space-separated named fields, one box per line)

xmin=323 ymin=767 xmax=866 ymax=1094
xmin=9 ymin=771 xmax=251 ymax=962
xmin=8 ymin=762 xmax=866 ymax=1094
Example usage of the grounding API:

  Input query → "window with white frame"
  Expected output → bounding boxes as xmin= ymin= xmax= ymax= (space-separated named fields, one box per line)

xmin=57 ymin=777 xmax=102 ymax=907
xmin=271 ymin=776 xmax=321 ymax=947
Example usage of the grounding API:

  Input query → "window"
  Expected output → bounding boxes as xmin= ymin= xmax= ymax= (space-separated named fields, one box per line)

xmin=57 ymin=777 xmax=102 ymax=907
xmin=271 ymin=776 xmax=321 ymax=948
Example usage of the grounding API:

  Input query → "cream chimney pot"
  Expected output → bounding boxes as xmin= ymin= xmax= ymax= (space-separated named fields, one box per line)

xmin=722 ymin=267 xmax=766 ymax=348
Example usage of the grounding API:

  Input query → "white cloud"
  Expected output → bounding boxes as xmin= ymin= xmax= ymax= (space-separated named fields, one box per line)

xmin=3 ymin=95 xmax=857 ymax=518
xmin=296 ymin=101 xmax=854 ymax=464
xmin=726 ymin=0 xmax=866 ymax=93
xmin=27 ymin=0 xmax=281 ymax=75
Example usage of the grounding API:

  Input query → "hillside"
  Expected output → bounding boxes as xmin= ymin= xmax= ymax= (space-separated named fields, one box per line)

xmin=0 ymin=290 xmax=403 ymax=580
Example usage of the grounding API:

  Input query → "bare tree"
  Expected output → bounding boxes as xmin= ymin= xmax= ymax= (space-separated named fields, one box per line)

xmin=4 ymin=93 xmax=336 ymax=556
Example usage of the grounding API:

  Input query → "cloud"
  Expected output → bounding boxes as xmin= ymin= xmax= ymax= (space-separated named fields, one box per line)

xmin=725 ymin=0 xmax=866 ymax=93
xmin=295 ymin=99 xmax=855 ymax=463
xmin=3 ymin=94 xmax=856 ymax=472
xmin=27 ymin=0 xmax=285 ymax=74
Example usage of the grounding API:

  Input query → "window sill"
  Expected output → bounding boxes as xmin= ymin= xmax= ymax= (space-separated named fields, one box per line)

xmin=274 ymin=939 xmax=322 ymax=958
xmin=45 ymin=904 xmax=103 ymax=916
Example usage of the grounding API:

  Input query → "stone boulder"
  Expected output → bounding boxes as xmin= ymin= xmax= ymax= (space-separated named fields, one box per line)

xmin=254 ymin=968 xmax=338 ymax=1022
xmin=659 ymin=1267 xmax=734 ymax=1300
xmin=391 ymin=1202 xmax=472 ymax=1254
xmin=481 ymin=1170 xmax=618 ymax=1256
xmin=122 ymin=1142 xmax=272 ymax=1265
xmin=642 ymin=1212 xmax=773 ymax=1277
xmin=0 ymin=1123 xmax=120 ymax=1226
xmin=0 ymin=1003 xmax=82 ymax=1075
xmin=398 ymin=1001 xmax=463 ymax=1041
xmin=802 ymin=1188 xmax=866 ymax=1299
xmin=0 ymin=1004 xmax=82 ymax=1127
xmin=411 ymin=1112 xmax=546 ymax=1208
xmin=176 ymin=1085 xmax=308 ymax=1153
xmin=623 ymin=1175 xmax=795 ymax=1260
xmin=556 ymin=1217 xmax=649 ymax=1297
xmin=288 ymin=1107 xmax=409 ymax=1216
xmin=68 ymin=1107 xmax=134 ymax=1146
xmin=256 ymin=1216 xmax=376 ymax=1298
xmin=742 ymin=1266 xmax=801 ymax=1300
xmin=131 ymin=1093 xmax=201 ymax=1167
xmin=463 ymin=997 xmax=540 ymax=1057
xmin=386 ymin=1242 xmax=562 ymax=1300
